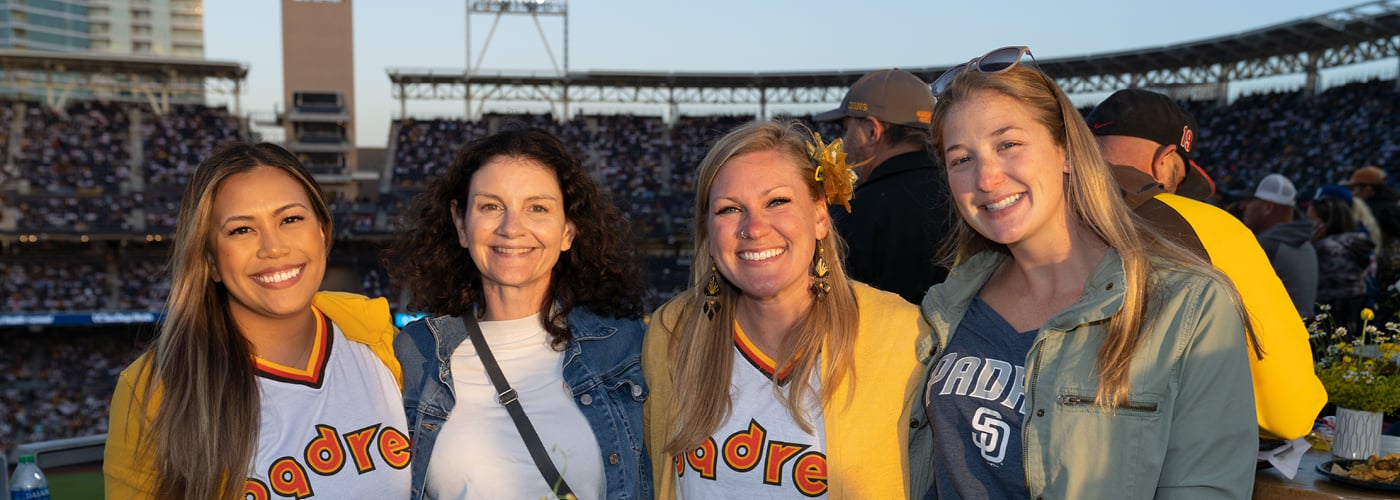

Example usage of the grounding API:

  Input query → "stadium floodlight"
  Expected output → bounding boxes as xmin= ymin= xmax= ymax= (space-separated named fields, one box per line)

xmin=464 ymin=0 xmax=569 ymax=118
xmin=468 ymin=0 xmax=566 ymax=15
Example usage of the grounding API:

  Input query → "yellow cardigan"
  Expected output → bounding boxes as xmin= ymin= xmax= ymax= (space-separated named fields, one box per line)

xmin=642 ymin=283 xmax=928 ymax=499
xmin=102 ymin=291 xmax=400 ymax=500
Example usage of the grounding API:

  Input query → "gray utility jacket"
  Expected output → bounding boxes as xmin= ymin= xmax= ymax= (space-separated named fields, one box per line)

xmin=909 ymin=249 xmax=1258 ymax=499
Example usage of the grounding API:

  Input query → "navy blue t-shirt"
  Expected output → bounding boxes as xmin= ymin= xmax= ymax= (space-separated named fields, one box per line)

xmin=924 ymin=297 xmax=1038 ymax=499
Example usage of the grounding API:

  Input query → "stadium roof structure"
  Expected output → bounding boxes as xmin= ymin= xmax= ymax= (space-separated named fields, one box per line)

xmin=389 ymin=0 xmax=1400 ymax=117
xmin=0 ymin=49 xmax=248 ymax=115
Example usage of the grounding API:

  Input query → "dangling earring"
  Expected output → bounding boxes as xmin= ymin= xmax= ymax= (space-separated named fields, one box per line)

xmin=703 ymin=263 xmax=722 ymax=320
xmin=810 ymin=243 xmax=831 ymax=300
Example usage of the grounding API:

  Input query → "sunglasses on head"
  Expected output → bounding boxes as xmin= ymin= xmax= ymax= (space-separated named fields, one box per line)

xmin=930 ymin=46 xmax=1036 ymax=97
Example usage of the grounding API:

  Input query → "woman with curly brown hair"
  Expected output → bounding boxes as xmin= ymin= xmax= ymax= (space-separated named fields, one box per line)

xmin=386 ymin=128 xmax=650 ymax=500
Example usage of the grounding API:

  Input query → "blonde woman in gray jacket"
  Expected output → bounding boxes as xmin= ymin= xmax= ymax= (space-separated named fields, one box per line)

xmin=908 ymin=46 xmax=1259 ymax=499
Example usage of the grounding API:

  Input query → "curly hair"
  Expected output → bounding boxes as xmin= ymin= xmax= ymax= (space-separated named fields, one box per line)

xmin=384 ymin=128 xmax=644 ymax=346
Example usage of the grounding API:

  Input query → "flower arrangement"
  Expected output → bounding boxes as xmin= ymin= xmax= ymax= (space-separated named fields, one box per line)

xmin=1309 ymin=306 xmax=1400 ymax=414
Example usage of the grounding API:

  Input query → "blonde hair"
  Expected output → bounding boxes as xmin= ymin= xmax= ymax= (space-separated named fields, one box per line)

xmin=930 ymin=66 xmax=1252 ymax=406
xmin=661 ymin=120 xmax=860 ymax=455
xmin=137 ymin=143 xmax=332 ymax=499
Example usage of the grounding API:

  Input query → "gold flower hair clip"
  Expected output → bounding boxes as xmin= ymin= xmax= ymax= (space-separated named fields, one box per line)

xmin=807 ymin=132 xmax=865 ymax=213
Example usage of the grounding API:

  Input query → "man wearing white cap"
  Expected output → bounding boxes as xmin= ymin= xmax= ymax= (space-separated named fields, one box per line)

xmin=1235 ymin=174 xmax=1318 ymax=318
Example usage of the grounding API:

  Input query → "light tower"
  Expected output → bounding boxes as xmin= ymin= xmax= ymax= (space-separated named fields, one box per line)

xmin=465 ymin=0 xmax=569 ymax=119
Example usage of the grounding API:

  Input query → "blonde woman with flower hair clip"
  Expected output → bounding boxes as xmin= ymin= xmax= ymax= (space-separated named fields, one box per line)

xmin=643 ymin=119 xmax=928 ymax=499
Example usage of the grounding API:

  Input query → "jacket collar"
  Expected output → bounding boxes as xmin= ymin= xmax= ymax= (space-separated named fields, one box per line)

xmin=564 ymin=307 xmax=618 ymax=342
xmin=922 ymin=249 xmax=1127 ymax=350
xmin=858 ymin=150 xmax=934 ymax=188
xmin=1111 ymin=164 xmax=1166 ymax=210
xmin=313 ymin=291 xmax=394 ymax=344
xmin=422 ymin=306 xmax=616 ymax=362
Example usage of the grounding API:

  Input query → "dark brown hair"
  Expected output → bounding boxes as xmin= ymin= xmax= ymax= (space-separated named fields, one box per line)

xmin=385 ymin=128 xmax=644 ymax=345
xmin=140 ymin=142 xmax=330 ymax=500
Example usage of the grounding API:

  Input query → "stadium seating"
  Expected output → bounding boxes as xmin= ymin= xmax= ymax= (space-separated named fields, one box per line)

xmin=0 ymin=79 xmax=1397 ymax=458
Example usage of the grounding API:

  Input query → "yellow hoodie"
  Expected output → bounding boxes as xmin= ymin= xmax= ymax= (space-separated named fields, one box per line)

xmin=102 ymin=291 xmax=399 ymax=499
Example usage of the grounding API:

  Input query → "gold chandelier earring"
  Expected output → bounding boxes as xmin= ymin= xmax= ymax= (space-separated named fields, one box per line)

xmin=810 ymin=243 xmax=831 ymax=300
xmin=703 ymin=263 xmax=722 ymax=320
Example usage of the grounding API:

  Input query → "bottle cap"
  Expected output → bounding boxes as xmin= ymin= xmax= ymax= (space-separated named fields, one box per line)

xmin=17 ymin=454 xmax=35 ymax=463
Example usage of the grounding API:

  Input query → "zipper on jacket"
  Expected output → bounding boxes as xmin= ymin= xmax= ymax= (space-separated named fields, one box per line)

xmin=1057 ymin=394 xmax=1159 ymax=412
xmin=1023 ymin=337 xmax=1045 ymax=500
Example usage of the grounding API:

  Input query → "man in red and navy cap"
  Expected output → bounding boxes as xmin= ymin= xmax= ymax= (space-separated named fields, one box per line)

xmin=1086 ymin=88 xmax=1326 ymax=445
xmin=1088 ymin=88 xmax=1215 ymax=200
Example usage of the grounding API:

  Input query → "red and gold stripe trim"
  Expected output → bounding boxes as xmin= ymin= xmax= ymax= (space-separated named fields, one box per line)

xmin=733 ymin=321 xmax=792 ymax=384
xmin=254 ymin=307 xmax=333 ymax=388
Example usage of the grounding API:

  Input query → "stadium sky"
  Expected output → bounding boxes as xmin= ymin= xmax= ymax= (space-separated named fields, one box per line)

xmin=204 ymin=0 xmax=1392 ymax=148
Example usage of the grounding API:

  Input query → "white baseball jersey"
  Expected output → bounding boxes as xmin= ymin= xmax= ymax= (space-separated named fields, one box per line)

xmin=243 ymin=308 xmax=412 ymax=499
xmin=675 ymin=323 xmax=828 ymax=499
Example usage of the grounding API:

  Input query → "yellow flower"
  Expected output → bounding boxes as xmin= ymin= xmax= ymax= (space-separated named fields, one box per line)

xmin=1311 ymin=306 xmax=1400 ymax=414
xmin=1363 ymin=308 xmax=1375 ymax=322
xmin=806 ymin=132 xmax=866 ymax=213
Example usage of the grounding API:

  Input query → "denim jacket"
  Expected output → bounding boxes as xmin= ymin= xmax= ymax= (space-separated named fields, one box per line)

xmin=395 ymin=307 xmax=652 ymax=500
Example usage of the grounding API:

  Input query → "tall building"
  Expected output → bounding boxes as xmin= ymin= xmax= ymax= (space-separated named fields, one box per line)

xmin=89 ymin=0 xmax=204 ymax=57
xmin=0 ymin=0 xmax=90 ymax=51
xmin=0 ymin=0 xmax=202 ymax=57
xmin=281 ymin=0 xmax=359 ymax=199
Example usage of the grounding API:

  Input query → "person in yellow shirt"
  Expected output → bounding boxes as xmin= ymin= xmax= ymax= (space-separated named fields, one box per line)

xmin=1088 ymin=88 xmax=1326 ymax=441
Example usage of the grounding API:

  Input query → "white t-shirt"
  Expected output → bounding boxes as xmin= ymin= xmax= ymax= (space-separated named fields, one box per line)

xmin=676 ymin=323 xmax=828 ymax=499
xmin=425 ymin=313 xmax=605 ymax=500
xmin=244 ymin=309 xmax=412 ymax=499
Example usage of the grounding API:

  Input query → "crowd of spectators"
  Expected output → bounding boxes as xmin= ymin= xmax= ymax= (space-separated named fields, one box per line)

xmin=0 ymin=100 xmax=248 ymax=234
xmin=1185 ymin=80 xmax=1399 ymax=199
xmin=1 ymin=78 xmax=1398 ymax=454
xmin=1 ymin=257 xmax=108 ymax=312
xmin=0 ymin=328 xmax=147 ymax=458
xmin=0 ymin=244 xmax=174 ymax=313
xmin=391 ymin=117 xmax=489 ymax=186
xmin=113 ymin=254 xmax=170 ymax=312
xmin=8 ymin=194 xmax=135 ymax=233
xmin=14 ymin=100 xmax=131 ymax=195
xmin=142 ymin=104 xmax=248 ymax=187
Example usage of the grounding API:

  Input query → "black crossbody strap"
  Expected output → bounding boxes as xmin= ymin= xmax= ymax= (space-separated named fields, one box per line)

xmin=463 ymin=315 xmax=575 ymax=498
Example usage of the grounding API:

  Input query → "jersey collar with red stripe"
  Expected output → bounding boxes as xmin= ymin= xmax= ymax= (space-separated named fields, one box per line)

xmin=253 ymin=306 xmax=333 ymax=389
xmin=733 ymin=320 xmax=794 ymax=385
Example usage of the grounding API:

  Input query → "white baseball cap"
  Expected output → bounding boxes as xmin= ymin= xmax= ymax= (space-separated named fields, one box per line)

xmin=1252 ymin=174 xmax=1297 ymax=206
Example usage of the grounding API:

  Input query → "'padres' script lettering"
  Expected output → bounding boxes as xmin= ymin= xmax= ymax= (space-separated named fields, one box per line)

xmin=929 ymin=351 xmax=1028 ymax=415
xmin=243 ymin=423 xmax=411 ymax=499
xmin=675 ymin=419 xmax=828 ymax=496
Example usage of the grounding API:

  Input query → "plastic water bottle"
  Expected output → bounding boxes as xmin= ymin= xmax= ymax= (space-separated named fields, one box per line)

xmin=9 ymin=455 xmax=49 ymax=500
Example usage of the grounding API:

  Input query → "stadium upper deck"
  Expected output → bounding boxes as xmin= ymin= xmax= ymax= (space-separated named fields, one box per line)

xmin=388 ymin=0 xmax=1400 ymax=114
